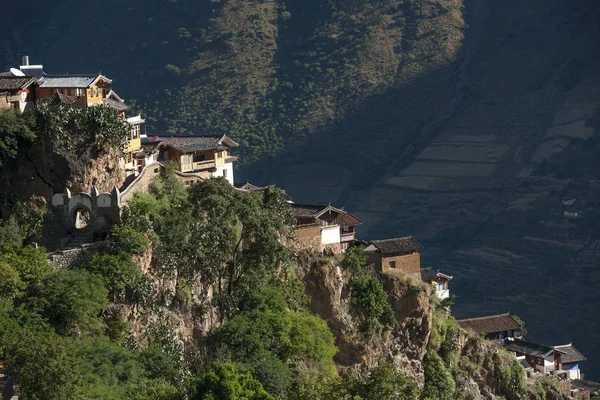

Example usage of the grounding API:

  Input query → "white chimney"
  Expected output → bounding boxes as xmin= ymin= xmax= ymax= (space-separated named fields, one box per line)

xmin=19 ymin=55 xmax=44 ymax=78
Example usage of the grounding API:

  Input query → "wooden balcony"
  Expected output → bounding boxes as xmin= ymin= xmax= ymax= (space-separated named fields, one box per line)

xmin=180 ymin=159 xmax=216 ymax=173
xmin=340 ymin=231 xmax=355 ymax=242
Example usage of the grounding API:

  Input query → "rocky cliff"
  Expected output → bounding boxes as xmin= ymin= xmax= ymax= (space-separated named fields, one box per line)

xmin=0 ymin=133 xmax=123 ymax=217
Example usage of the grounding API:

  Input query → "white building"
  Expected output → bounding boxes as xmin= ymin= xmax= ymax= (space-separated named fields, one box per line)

xmin=421 ymin=267 xmax=453 ymax=299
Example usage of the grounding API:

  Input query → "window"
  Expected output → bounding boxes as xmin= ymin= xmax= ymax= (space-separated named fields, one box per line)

xmin=342 ymin=226 xmax=350 ymax=232
xmin=223 ymin=169 xmax=228 ymax=178
xmin=216 ymin=151 xmax=223 ymax=158
xmin=320 ymin=220 xmax=329 ymax=227
xmin=193 ymin=152 xmax=205 ymax=162
xmin=154 ymin=168 xmax=159 ymax=174
xmin=389 ymin=260 xmax=396 ymax=269
xmin=93 ymin=87 xmax=98 ymax=97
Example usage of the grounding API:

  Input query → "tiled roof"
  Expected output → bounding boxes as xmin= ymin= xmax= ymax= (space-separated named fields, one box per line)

xmin=104 ymin=97 xmax=129 ymax=111
xmin=554 ymin=344 xmax=586 ymax=363
xmin=39 ymin=74 xmax=111 ymax=88
xmin=288 ymin=203 xmax=328 ymax=218
xmin=150 ymin=135 xmax=238 ymax=152
xmin=369 ymin=236 xmax=424 ymax=255
xmin=457 ymin=313 xmax=521 ymax=334
xmin=504 ymin=339 xmax=563 ymax=358
xmin=421 ymin=267 xmax=438 ymax=282
xmin=0 ymin=76 xmax=39 ymax=90
xmin=421 ymin=267 xmax=453 ymax=283
xmin=338 ymin=211 xmax=362 ymax=227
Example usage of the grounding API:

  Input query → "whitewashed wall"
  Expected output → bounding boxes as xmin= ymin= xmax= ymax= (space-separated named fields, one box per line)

xmin=321 ymin=225 xmax=341 ymax=245
xmin=213 ymin=162 xmax=234 ymax=185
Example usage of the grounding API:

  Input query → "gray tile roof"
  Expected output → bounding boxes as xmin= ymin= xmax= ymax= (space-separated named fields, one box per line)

xmin=103 ymin=97 xmax=129 ymax=111
xmin=369 ymin=236 xmax=424 ymax=255
xmin=554 ymin=344 xmax=586 ymax=363
xmin=288 ymin=203 xmax=328 ymax=218
xmin=504 ymin=339 xmax=563 ymax=358
xmin=39 ymin=74 xmax=111 ymax=88
xmin=150 ymin=135 xmax=237 ymax=152
xmin=421 ymin=267 xmax=439 ymax=282
xmin=457 ymin=313 xmax=521 ymax=334
xmin=421 ymin=267 xmax=452 ymax=282
xmin=0 ymin=76 xmax=39 ymax=90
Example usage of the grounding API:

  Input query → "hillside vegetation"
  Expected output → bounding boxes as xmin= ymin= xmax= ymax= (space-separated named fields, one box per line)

xmin=1 ymin=0 xmax=464 ymax=164
xmin=0 ymin=168 xmax=573 ymax=399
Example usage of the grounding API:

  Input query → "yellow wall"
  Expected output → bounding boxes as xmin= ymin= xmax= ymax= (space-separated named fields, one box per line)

xmin=126 ymin=138 xmax=141 ymax=154
xmin=86 ymin=85 xmax=104 ymax=105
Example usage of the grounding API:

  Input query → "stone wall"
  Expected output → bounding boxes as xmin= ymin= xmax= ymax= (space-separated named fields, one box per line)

xmin=47 ymin=241 xmax=111 ymax=270
xmin=295 ymin=224 xmax=322 ymax=252
xmin=382 ymin=253 xmax=421 ymax=276
xmin=121 ymin=163 xmax=162 ymax=203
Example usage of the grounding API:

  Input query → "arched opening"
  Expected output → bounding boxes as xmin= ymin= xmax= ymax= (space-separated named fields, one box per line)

xmin=72 ymin=207 xmax=91 ymax=230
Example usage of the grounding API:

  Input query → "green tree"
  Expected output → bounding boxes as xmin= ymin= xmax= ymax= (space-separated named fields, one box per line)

xmin=357 ymin=360 xmax=420 ymax=400
xmin=351 ymin=274 xmax=396 ymax=333
xmin=36 ymin=102 xmax=129 ymax=151
xmin=422 ymin=351 xmax=455 ymax=400
xmin=111 ymin=224 xmax=150 ymax=254
xmin=0 ymin=244 xmax=52 ymax=288
xmin=217 ymin=287 xmax=337 ymax=395
xmin=69 ymin=336 xmax=148 ymax=399
xmin=82 ymin=252 xmax=143 ymax=302
xmin=125 ymin=379 xmax=184 ymax=400
xmin=193 ymin=362 xmax=275 ymax=400
xmin=3 ymin=328 xmax=80 ymax=400
xmin=0 ymin=108 xmax=36 ymax=167
xmin=0 ymin=261 xmax=25 ymax=300
xmin=188 ymin=179 xmax=292 ymax=317
xmin=38 ymin=270 xmax=108 ymax=335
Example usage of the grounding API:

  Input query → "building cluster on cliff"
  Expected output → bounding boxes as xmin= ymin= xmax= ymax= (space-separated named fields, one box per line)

xmin=1 ymin=57 xmax=588 ymax=388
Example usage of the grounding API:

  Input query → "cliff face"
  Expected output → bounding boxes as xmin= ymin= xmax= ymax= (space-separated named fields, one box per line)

xmin=0 ymin=135 xmax=123 ymax=216
xmin=297 ymin=253 xmax=575 ymax=399
xmin=300 ymin=254 xmax=432 ymax=386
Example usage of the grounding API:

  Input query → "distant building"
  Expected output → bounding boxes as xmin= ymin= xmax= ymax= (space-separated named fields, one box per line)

xmin=0 ymin=75 xmax=39 ymax=112
xmin=147 ymin=135 xmax=238 ymax=185
xmin=363 ymin=236 xmax=423 ymax=276
xmin=124 ymin=114 xmax=145 ymax=175
xmin=288 ymin=203 xmax=362 ymax=253
xmin=420 ymin=267 xmax=453 ymax=299
xmin=504 ymin=339 xmax=566 ymax=375
xmin=554 ymin=344 xmax=586 ymax=379
xmin=457 ymin=313 xmax=522 ymax=341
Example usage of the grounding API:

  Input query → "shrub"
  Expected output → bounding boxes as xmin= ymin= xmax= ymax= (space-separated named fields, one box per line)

xmin=83 ymin=252 xmax=143 ymax=303
xmin=39 ymin=270 xmax=108 ymax=335
xmin=111 ymin=225 xmax=150 ymax=254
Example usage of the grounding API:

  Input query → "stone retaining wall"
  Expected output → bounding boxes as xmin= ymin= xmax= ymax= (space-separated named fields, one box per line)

xmin=47 ymin=241 xmax=111 ymax=270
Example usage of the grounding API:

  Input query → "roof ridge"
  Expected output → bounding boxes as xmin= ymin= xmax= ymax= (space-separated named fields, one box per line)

xmin=42 ymin=73 xmax=100 ymax=77
xmin=457 ymin=313 xmax=512 ymax=322
xmin=512 ymin=338 xmax=559 ymax=350
xmin=373 ymin=235 xmax=414 ymax=242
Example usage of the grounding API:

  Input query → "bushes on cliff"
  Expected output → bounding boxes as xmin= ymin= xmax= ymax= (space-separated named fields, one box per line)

xmin=0 ymin=108 xmax=36 ymax=167
xmin=422 ymin=351 xmax=456 ymax=400
xmin=37 ymin=269 xmax=109 ymax=336
xmin=343 ymin=246 xmax=396 ymax=334
xmin=82 ymin=252 xmax=146 ymax=303
xmin=193 ymin=361 xmax=274 ymax=400
xmin=215 ymin=287 xmax=337 ymax=396
xmin=35 ymin=102 xmax=130 ymax=153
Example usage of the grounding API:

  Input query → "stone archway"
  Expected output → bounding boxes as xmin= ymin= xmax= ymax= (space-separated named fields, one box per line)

xmin=72 ymin=206 xmax=91 ymax=230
